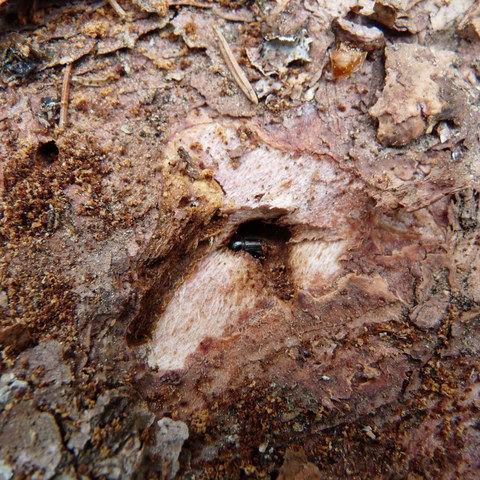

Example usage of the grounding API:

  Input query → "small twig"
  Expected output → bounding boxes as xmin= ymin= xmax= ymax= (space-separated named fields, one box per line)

xmin=107 ymin=0 xmax=127 ymax=17
xmin=169 ymin=1 xmax=212 ymax=8
xmin=214 ymin=26 xmax=258 ymax=105
xmin=59 ymin=63 xmax=72 ymax=129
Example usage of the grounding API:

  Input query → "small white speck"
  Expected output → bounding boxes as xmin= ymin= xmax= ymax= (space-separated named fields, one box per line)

xmin=121 ymin=125 xmax=133 ymax=135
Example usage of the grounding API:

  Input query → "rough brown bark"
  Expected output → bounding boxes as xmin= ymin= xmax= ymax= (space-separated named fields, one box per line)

xmin=1 ymin=0 xmax=480 ymax=478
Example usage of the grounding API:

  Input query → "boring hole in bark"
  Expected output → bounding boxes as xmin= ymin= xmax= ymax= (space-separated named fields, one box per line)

xmin=36 ymin=140 xmax=59 ymax=163
xmin=229 ymin=220 xmax=291 ymax=246
xmin=129 ymin=218 xmax=296 ymax=367
xmin=228 ymin=220 xmax=295 ymax=301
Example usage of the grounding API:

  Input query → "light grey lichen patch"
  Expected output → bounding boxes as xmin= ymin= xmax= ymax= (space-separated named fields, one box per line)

xmin=0 ymin=373 xmax=28 ymax=405
xmin=0 ymin=459 xmax=13 ymax=480
xmin=0 ymin=407 xmax=64 ymax=480
xmin=154 ymin=418 xmax=189 ymax=480
xmin=248 ymin=30 xmax=312 ymax=76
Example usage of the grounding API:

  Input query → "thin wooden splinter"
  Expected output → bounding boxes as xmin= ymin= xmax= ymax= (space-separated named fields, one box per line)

xmin=59 ymin=63 xmax=72 ymax=129
xmin=107 ymin=0 xmax=127 ymax=17
xmin=214 ymin=26 xmax=258 ymax=105
xmin=169 ymin=1 xmax=212 ymax=8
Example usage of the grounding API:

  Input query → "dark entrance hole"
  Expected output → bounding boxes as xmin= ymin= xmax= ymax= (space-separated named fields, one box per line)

xmin=36 ymin=140 xmax=59 ymax=163
xmin=228 ymin=220 xmax=295 ymax=300
xmin=228 ymin=220 xmax=291 ymax=255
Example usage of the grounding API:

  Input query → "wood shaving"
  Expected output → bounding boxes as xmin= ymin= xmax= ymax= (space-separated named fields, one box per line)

xmin=107 ymin=0 xmax=127 ymax=17
xmin=59 ymin=63 xmax=72 ymax=128
xmin=214 ymin=26 xmax=258 ymax=105
xmin=169 ymin=1 xmax=212 ymax=8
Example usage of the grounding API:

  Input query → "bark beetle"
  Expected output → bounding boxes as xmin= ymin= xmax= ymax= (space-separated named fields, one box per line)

xmin=1 ymin=0 xmax=480 ymax=478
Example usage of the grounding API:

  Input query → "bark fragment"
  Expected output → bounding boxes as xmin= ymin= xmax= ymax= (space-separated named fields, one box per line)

xmin=369 ymin=44 xmax=458 ymax=147
xmin=457 ymin=2 xmax=480 ymax=41
xmin=333 ymin=17 xmax=385 ymax=51
xmin=278 ymin=447 xmax=322 ymax=480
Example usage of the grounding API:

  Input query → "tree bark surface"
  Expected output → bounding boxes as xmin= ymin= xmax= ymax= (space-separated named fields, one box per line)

xmin=1 ymin=0 xmax=480 ymax=478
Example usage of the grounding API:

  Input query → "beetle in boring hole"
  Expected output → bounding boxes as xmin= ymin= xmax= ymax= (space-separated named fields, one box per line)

xmin=228 ymin=237 xmax=268 ymax=258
